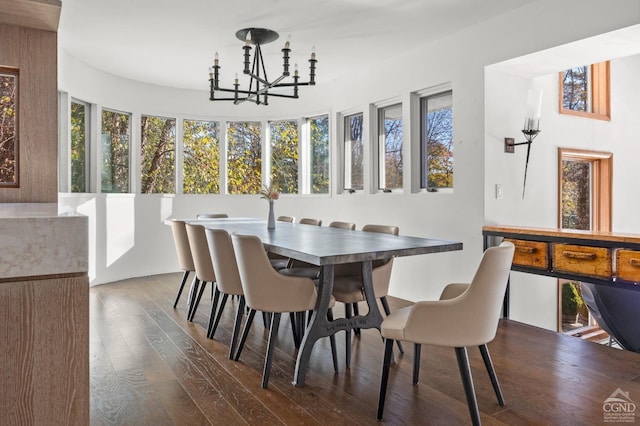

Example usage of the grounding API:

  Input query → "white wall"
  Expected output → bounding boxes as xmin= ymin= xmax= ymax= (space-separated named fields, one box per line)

xmin=58 ymin=0 xmax=640 ymax=330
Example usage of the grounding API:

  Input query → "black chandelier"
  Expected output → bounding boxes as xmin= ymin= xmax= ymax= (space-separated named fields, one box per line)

xmin=208 ymin=28 xmax=317 ymax=105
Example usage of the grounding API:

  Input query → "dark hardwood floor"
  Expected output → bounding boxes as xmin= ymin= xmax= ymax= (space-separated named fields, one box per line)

xmin=90 ymin=273 xmax=640 ymax=425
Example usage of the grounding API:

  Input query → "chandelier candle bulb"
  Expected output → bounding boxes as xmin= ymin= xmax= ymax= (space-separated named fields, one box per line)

xmin=214 ymin=52 xmax=219 ymax=66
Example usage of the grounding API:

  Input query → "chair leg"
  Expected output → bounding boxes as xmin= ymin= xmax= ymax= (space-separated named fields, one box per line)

xmin=188 ymin=281 xmax=208 ymax=322
xmin=380 ymin=296 xmax=404 ymax=354
xmin=289 ymin=312 xmax=300 ymax=348
xmin=352 ymin=303 xmax=361 ymax=336
xmin=262 ymin=312 xmax=281 ymax=388
xmin=479 ymin=344 xmax=505 ymax=406
xmin=173 ymin=270 xmax=190 ymax=308
xmin=262 ymin=312 xmax=271 ymax=329
xmin=377 ymin=338 xmax=395 ymax=420
xmin=234 ymin=309 xmax=257 ymax=361
xmin=455 ymin=347 xmax=481 ymax=426
xmin=229 ymin=296 xmax=245 ymax=359
xmin=413 ymin=343 xmax=421 ymax=384
xmin=186 ymin=278 xmax=200 ymax=320
xmin=206 ymin=286 xmax=222 ymax=339
xmin=345 ymin=303 xmax=353 ymax=369
xmin=208 ymin=293 xmax=229 ymax=340
xmin=327 ymin=308 xmax=339 ymax=373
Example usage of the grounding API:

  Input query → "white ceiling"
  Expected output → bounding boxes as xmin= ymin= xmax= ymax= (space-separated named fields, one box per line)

xmin=58 ymin=0 xmax=534 ymax=91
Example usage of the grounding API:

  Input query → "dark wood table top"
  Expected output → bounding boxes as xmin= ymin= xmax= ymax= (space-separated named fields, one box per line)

xmin=190 ymin=218 xmax=463 ymax=265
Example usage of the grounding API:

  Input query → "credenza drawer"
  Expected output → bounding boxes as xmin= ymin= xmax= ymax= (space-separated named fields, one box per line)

xmin=616 ymin=249 xmax=640 ymax=282
xmin=505 ymin=239 xmax=548 ymax=269
xmin=553 ymin=244 xmax=612 ymax=278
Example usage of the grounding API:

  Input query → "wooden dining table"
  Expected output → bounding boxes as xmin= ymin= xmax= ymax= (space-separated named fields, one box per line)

xmin=187 ymin=217 xmax=463 ymax=386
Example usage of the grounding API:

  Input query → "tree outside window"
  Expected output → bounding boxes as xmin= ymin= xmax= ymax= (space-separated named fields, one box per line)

xmin=344 ymin=113 xmax=363 ymax=191
xmin=270 ymin=120 xmax=298 ymax=194
xmin=141 ymin=115 xmax=176 ymax=194
xmin=309 ymin=115 xmax=329 ymax=194
xmin=183 ymin=120 xmax=220 ymax=194
xmin=0 ymin=67 xmax=18 ymax=187
xmin=101 ymin=109 xmax=130 ymax=193
xmin=227 ymin=121 xmax=261 ymax=194
xmin=421 ymin=91 xmax=453 ymax=190
xmin=378 ymin=104 xmax=402 ymax=190
xmin=559 ymin=61 xmax=610 ymax=121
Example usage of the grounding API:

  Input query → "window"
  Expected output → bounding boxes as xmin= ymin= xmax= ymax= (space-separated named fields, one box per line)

xmin=343 ymin=113 xmax=363 ymax=191
xmin=227 ymin=121 xmax=261 ymax=194
xmin=70 ymin=100 xmax=89 ymax=192
xmin=378 ymin=104 xmax=403 ymax=190
xmin=421 ymin=90 xmax=453 ymax=191
xmin=559 ymin=61 xmax=610 ymax=121
xmin=557 ymin=148 xmax=612 ymax=333
xmin=101 ymin=109 xmax=130 ymax=193
xmin=183 ymin=119 xmax=220 ymax=194
xmin=0 ymin=67 xmax=18 ymax=187
xmin=269 ymin=120 xmax=298 ymax=194
xmin=308 ymin=115 xmax=329 ymax=194
xmin=140 ymin=115 xmax=176 ymax=194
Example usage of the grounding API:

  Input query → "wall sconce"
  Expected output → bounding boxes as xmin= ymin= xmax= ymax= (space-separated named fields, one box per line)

xmin=505 ymin=89 xmax=543 ymax=198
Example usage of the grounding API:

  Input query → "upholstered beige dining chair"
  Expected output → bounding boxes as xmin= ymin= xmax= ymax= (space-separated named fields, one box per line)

xmin=328 ymin=221 xmax=357 ymax=230
xmin=205 ymin=228 xmax=245 ymax=358
xmin=197 ymin=213 xmax=229 ymax=219
xmin=184 ymin=224 xmax=217 ymax=322
xmin=331 ymin=224 xmax=400 ymax=368
xmin=169 ymin=220 xmax=197 ymax=309
xmin=231 ymin=233 xmax=338 ymax=388
xmin=376 ymin=241 xmax=515 ymax=425
xmin=299 ymin=217 xmax=322 ymax=226
xmin=276 ymin=215 xmax=295 ymax=223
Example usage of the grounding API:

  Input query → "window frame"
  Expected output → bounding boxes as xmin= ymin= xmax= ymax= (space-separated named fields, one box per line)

xmin=419 ymin=88 xmax=454 ymax=193
xmin=304 ymin=114 xmax=330 ymax=195
xmin=377 ymin=102 xmax=403 ymax=192
xmin=100 ymin=107 xmax=132 ymax=194
xmin=342 ymin=111 xmax=365 ymax=193
xmin=559 ymin=61 xmax=610 ymax=121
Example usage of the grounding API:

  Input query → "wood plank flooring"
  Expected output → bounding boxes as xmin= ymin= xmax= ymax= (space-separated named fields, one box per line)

xmin=89 ymin=273 xmax=640 ymax=425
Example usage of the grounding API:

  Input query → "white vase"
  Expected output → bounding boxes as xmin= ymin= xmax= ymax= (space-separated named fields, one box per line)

xmin=267 ymin=200 xmax=275 ymax=229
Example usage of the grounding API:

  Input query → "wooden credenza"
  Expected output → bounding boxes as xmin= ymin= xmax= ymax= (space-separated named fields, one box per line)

xmin=482 ymin=225 xmax=640 ymax=317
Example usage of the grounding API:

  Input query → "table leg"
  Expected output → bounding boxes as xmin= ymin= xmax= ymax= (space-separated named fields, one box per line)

xmin=293 ymin=260 xmax=385 ymax=386
xmin=293 ymin=264 xmax=334 ymax=386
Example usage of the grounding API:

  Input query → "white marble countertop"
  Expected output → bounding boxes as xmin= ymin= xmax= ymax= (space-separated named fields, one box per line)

xmin=0 ymin=203 xmax=88 ymax=280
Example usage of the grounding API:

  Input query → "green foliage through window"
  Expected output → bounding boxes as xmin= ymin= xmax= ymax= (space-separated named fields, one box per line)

xmin=561 ymin=159 xmax=591 ymax=230
xmin=70 ymin=101 xmax=87 ymax=192
xmin=183 ymin=120 xmax=220 ymax=194
xmin=309 ymin=115 xmax=329 ymax=194
xmin=270 ymin=120 xmax=299 ymax=194
xmin=0 ymin=68 xmax=18 ymax=186
xmin=141 ymin=115 xmax=176 ymax=194
xmin=227 ymin=121 xmax=262 ymax=194
xmin=101 ymin=109 xmax=130 ymax=193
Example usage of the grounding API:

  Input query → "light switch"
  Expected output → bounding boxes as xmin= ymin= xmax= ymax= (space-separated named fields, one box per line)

xmin=496 ymin=184 xmax=504 ymax=199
